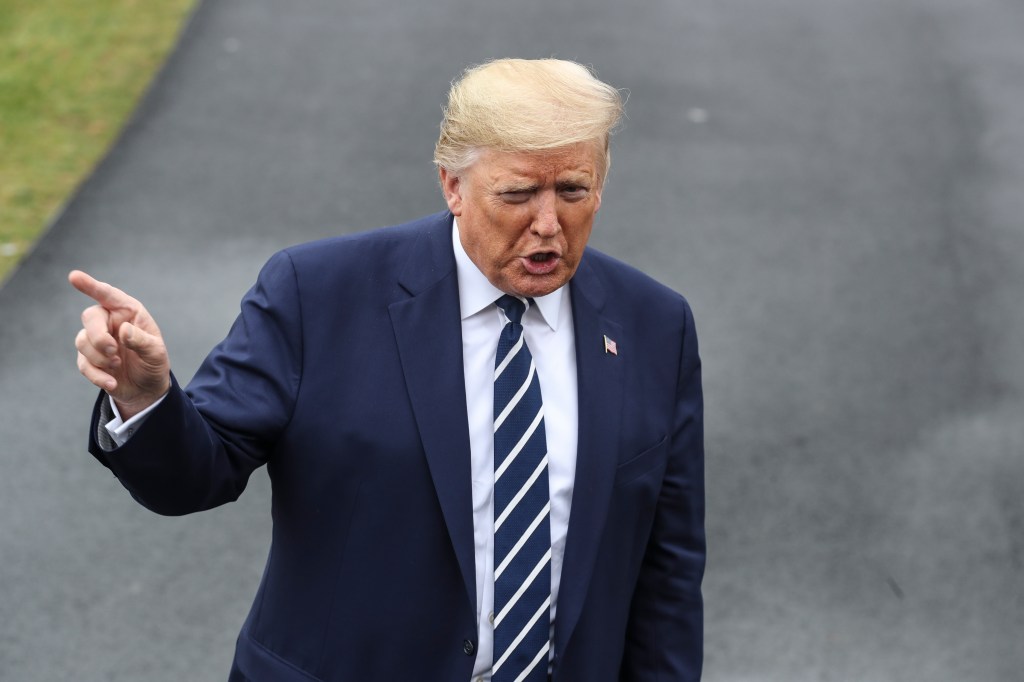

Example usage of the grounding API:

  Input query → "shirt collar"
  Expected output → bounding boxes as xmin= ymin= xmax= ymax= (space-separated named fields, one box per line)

xmin=452 ymin=218 xmax=564 ymax=331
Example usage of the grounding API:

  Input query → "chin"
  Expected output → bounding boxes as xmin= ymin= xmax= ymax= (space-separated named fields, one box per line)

xmin=509 ymin=276 xmax=568 ymax=298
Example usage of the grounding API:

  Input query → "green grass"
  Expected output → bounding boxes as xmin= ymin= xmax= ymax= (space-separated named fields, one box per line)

xmin=0 ymin=0 xmax=196 ymax=281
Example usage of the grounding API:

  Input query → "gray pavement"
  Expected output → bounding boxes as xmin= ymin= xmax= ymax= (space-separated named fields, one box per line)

xmin=1 ymin=0 xmax=1022 ymax=679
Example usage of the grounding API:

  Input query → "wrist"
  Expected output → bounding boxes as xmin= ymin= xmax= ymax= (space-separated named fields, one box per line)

xmin=112 ymin=381 xmax=170 ymax=420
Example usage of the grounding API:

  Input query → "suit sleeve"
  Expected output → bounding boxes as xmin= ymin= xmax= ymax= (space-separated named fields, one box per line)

xmin=87 ymin=250 xmax=303 ymax=516
xmin=620 ymin=299 xmax=706 ymax=681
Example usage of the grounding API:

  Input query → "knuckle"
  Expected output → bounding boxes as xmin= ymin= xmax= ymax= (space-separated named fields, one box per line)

xmin=82 ymin=305 xmax=105 ymax=327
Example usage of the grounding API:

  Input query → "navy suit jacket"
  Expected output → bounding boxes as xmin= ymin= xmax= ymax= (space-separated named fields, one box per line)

xmin=89 ymin=211 xmax=705 ymax=681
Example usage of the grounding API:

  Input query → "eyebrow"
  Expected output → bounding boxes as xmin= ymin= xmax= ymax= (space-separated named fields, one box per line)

xmin=497 ymin=172 xmax=592 ymax=189
xmin=495 ymin=182 xmax=539 ymax=193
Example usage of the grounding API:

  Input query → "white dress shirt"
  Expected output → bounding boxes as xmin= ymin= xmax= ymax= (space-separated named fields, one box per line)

xmin=452 ymin=220 xmax=578 ymax=680
xmin=103 ymin=394 xmax=165 ymax=447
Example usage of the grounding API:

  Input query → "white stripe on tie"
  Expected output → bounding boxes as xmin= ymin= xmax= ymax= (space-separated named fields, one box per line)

xmin=491 ymin=596 xmax=551 ymax=674
xmin=494 ymin=333 xmax=525 ymax=381
xmin=494 ymin=360 xmax=537 ymax=432
xmin=494 ymin=548 xmax=552 ymax=627
xmin=494 ymin=409 xmax=544 ymax=484
xmin=495 ymin=457 xmax=549 ymax=533
xmin=512 ymin=642 xmax=550 ymax=682
xmin=495 ymin=500 xmax=551 ymax=576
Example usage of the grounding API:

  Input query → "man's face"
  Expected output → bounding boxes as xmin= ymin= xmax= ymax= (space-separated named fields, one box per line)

xmin=440 ymin=143 xmax=604 ymax=298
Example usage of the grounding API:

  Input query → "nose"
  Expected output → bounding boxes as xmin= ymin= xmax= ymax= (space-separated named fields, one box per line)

xmin=531 ymin=191 xmax=560 ymax=238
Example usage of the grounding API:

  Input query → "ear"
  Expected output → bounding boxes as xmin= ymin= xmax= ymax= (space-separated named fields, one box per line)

xmin=593 ymin=185 xmax=602 ymax=214
xmin=439 ymin=167 xmax=464 ymax=216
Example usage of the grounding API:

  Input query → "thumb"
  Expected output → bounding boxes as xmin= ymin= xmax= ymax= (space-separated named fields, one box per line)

xmin=118 ymin=322 xmax=164 ymax=361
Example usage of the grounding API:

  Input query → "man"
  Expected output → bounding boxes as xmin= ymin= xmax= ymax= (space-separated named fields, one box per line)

xmin=71 ymin=58 xmax=705 ymax=681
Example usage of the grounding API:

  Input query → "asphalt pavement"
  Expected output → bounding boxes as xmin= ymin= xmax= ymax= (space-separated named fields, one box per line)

xmin=1 ymin=0 xmax=1022 ymax=679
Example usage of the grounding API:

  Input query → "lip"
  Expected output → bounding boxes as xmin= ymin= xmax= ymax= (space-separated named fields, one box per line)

xmin=520 ymin=252 xmax=561 ymax=275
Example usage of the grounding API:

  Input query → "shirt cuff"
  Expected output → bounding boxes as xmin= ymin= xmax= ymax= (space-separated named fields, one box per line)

xmin=102 ymin=393 xmax=168 ymax=448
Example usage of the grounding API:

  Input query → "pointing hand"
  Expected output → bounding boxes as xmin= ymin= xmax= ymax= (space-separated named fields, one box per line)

xmin=69 ymin=270 xmax=171 ymax=420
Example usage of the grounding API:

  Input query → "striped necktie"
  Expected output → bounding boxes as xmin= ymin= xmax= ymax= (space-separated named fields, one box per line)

xmin=492 ymin=294 xmax=552 ymax=682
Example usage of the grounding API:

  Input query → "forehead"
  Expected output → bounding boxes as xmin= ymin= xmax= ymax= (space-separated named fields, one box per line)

xmin=472 ymin=143 xmax=601 ymax=181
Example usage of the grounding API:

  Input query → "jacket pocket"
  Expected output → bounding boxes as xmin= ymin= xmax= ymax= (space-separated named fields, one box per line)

xmin=613 ymin=434 xmax=668 ymax=487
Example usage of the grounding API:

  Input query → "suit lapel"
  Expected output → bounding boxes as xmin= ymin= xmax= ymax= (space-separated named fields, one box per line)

xmin=555 ymin=254 xmax=625 ymax=655
xmin=388 ymin=215 xmax=477 ymax=612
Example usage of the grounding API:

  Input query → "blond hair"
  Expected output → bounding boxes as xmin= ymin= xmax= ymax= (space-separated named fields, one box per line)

xmin=434 ymin=59 xmax=624 ymax=182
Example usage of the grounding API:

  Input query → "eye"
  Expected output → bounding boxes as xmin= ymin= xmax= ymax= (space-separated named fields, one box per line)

xmin=559 ymin=185 xmax=589 ymax=201
xmin=499 ymin=190 xmax=533 ymax=204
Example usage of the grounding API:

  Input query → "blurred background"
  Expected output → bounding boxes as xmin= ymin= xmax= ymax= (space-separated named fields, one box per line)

xmin=1 ymin=0 xmax=1021 ymax=679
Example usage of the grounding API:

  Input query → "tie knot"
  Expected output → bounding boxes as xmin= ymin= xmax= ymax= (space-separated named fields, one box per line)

xmin=496 ymin=294 xmax=528 ymax=325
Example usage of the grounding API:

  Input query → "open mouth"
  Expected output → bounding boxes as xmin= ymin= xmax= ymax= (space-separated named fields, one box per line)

xmin=522 ymin=252 xmax=560 ymax=275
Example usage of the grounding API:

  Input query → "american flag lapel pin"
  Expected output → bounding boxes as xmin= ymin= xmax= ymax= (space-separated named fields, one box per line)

xmin=603 ymin=334 xmax=618 ymax=355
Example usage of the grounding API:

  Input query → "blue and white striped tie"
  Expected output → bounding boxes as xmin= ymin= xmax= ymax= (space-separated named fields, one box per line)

xmin=492 ymin=294 xmax=551 ymax=682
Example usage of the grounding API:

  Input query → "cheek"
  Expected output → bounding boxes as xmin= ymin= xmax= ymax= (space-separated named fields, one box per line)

xmin=560 ymin=211 xmax=596 ymax=251
xmin=567 ymin=228 xmax=592 ymax=256
xmin=467 ymin=218 xmax=517 ymax=265
xmin=483 ymin=208 xmax=530 ymax=247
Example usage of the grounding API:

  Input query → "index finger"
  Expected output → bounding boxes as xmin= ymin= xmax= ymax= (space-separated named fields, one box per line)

xmin=68 ymin=270 xmax=137 ymax=311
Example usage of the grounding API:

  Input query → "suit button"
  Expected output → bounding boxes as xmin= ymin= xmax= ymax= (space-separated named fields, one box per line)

xmin=463 ymin=639 xmax=475 ymax=656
